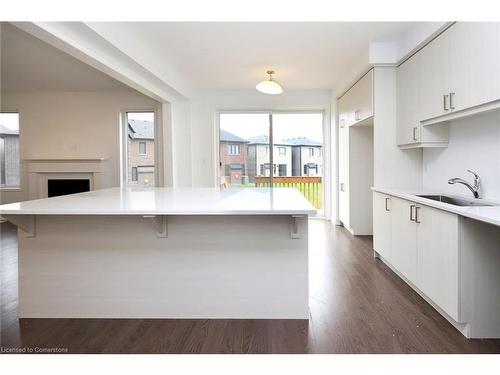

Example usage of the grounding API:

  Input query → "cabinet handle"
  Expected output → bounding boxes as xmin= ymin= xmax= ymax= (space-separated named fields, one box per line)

xmin=409 ymin=204 xmax=416 ymax=222
xmin=450 ymin=92 xmax=455 ymax=110
xmin=385 ymin=197 xmax=390 ymax=211
xmin=443 ymin=94 xmax=449 ymax=111
xmin=412 ymin=127 xmax=419 ymax=141
xmin=415 ymin=206 xmax=421 ymax=223
xmin=355 ymin=110 xmax=361 ymax=121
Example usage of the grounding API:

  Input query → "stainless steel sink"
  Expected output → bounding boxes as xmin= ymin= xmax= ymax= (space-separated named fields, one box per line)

xmin=416 ymin=195 xmax=495 ymax=207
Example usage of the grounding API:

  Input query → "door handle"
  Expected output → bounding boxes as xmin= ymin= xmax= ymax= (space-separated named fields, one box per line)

xmin=409 ymin=204 xmax=416 ymax=222
xmin=412 ymin=127 xmax=419 ymax=141
xmin=450 ymin=92 xmax=455 ymax=110
xmin=443 ymin=94 xmax=449 ymax=111
xmin=385 ymin=197 xmax=390 ymax=211
xmin=415 ymin=206 xmax=421 ymax=223
xmin=340 ymin=182 xmax=345 ymax=192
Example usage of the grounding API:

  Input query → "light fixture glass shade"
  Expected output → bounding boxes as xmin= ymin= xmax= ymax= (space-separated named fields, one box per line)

xmin=256 ymin=80 xmax=283 ymax=94
xmin=256 ymin=70 xmax=283 ymax=95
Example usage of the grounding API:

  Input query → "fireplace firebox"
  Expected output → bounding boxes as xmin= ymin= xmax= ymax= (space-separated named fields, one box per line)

xmin=47 ymin=179 xmax=90 ymax=198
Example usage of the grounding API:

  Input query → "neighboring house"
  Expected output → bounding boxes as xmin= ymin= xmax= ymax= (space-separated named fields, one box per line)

xmin=285 ymin=137 xmax=323 ymax=177
xmin=0 ymin=124 xmax=20 ymax=187
xmin=247 ymin=135 xmax=292 ymax=182
xmin=219 ymin=129 xmax=248 ymax=185
xmin=127 ymin=119 xmax=155 ymax=185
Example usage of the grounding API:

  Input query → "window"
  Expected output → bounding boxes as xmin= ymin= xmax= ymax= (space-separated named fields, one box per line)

xmin=125 ymin=111 xmax=155 ymax=186
xmin=218 ymin=112 xmax=325 ymax=214
xmin=278 ymin=164 xmax=287 ymax=176
xmin=0 ymin=113 xmax=20 ymax=187
xmin=219 ymin=113 xmax=270 ymax=187
xmin=228 ymin=144 xmax=240 ymax=155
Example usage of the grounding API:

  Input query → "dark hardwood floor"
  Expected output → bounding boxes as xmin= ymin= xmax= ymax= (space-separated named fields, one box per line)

xmin=1 ymin=220 xmax=499 ymax=354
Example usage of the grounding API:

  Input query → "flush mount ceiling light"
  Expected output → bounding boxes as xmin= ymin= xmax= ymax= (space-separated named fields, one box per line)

xmin=256 ymin=70 xmax=284 ymax=95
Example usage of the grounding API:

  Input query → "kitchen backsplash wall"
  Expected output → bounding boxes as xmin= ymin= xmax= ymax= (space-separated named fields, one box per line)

xmin=423 ymin=110 xmax=500 ymax=201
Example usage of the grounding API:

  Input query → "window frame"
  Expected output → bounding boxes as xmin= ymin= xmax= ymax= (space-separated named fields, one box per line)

xmin=139 ymin=141 xmax=147 ymax=155
xmin=0 ymin=111 xmax=21 ymax=190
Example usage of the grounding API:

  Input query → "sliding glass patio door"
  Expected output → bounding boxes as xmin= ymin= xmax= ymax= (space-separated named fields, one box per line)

xmin=218 ymin=111 xmax=325 ymax=214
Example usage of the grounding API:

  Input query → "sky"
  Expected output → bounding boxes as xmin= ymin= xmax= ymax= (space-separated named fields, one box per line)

xmin=127 ymin=111 xmax=155 ymax=122
xmin=220 ymin=113 xmax=323 ymax=143
xmin=0 ymin=113 xmax=20 ymax=131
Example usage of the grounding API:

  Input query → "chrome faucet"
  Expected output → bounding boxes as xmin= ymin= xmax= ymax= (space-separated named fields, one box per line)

xmin=448 ymin=170 xmax=481 ymax=198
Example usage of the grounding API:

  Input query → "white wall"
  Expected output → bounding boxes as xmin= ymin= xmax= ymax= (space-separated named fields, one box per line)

xmin=1 ymin=90 xmax=160 ymax=204
xmin=189 ymin=89 xmax=332 ymax=188
xmin=171 ymin=99 xmax=192 ymax=187
xmin=423 ymin=111 xmax=500 ymax=200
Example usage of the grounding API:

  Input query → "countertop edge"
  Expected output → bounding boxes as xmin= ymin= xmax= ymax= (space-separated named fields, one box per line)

xmin=0 ymin=210 xmax=317 ymax=216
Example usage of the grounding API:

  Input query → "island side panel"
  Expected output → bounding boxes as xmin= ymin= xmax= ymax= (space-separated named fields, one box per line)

xmin=18 ymin=215 xmax=309 ymax=319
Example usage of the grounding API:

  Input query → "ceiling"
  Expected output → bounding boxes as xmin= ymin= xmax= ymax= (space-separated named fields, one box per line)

xmin=1 ymin=23 xmax=129 ymax=92
xmin=88 ymin=22 xmax=417 ymax=91
xmin=2 ymin=22 xmax=418 ymax=94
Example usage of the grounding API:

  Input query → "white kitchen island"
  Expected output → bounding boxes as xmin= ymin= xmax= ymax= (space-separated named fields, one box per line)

xmin=0 ymin=187 xmax=316 ymax=319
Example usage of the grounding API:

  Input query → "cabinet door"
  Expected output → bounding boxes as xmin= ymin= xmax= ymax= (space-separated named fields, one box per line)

xmin=339 ymin=88 xmax=355 ymax=127
xmin=416 ymin=205 xmax=459 ymax=320
xmin=418 ymin=31 xmax=449 ymax=121
xmin=446 ymin=23 xmax=469 ymax=112
xmin=338 ymin=125 xmax=350 ymax=227
xmin=390 ymin=197 xmax=417 ymax=284
xmin=397 ymin=53 xmax=420 ymax=145
xmin=464 ymin=22 xmax=500 ymax=109
xmin=338 ymin=93 xmax=350 ymax=128
xmin=351 ymin=69 xmax=373 ymax=124
xmin=373 ymin=192 xmax=392 ymax=261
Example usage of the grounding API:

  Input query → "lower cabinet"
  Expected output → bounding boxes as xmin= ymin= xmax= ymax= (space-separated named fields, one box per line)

xmin=372 ymin=192 xmax=391 ymax=261
xmin=390 ymin=197 xmax=418 ymax=285
xmin=374 ymin=191 xmax=500 ymax=338
xmin=416 ymin=205 xmax=459 ymax=320
xmin=373 ymin=193 xmax=459 ymax=320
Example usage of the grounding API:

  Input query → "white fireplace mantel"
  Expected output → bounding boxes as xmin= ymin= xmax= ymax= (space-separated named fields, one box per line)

xmin=26 ymin=158 xmax=109 ymax=199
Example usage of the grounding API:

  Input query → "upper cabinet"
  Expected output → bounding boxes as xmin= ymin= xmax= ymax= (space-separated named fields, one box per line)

xmin=397 ymin=50 xmax=421 ymax=145
xmin=453 ymin=22 xmax=500 ymax=111
xmin=397 ymin=22 xmax=500 ymax=148
xmin=339 ymin=69 xmax=373 ymax=128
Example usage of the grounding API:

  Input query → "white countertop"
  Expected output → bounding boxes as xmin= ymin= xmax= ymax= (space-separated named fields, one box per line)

xmin=0 ymin=187 xmax=317 ymax=216
xmin=372 ymin=187 xmax=500 ymax=227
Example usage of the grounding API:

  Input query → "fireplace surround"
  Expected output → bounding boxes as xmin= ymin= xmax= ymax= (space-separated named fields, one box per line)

xmin=26 ymin=158 xmax=108 ymax=199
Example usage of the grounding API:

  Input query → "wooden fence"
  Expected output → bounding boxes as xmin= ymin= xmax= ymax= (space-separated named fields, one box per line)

xmin=254 ymin=176 xmax=323 ymax=209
